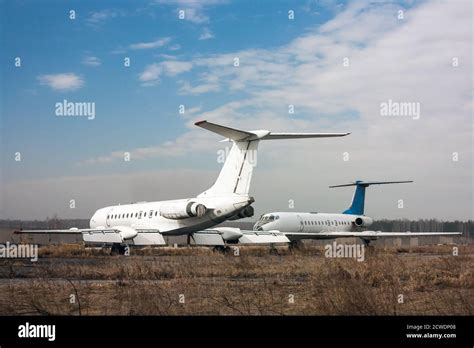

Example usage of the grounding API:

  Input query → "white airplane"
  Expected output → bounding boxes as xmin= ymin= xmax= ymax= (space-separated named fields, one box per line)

xmin=15 ymin=120 xmax=350 ymax=253
xmin=249 ymin=180 xmax=461 ymax=247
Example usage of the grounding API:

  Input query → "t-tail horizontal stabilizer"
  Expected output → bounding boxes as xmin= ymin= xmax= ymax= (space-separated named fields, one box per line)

xmin=329 ymin=180 xmax=413 ymax=215
xmin=195 ymin=120 xmax=351 ymax=141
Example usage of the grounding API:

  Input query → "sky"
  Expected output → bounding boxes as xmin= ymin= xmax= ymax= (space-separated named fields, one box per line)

xmin=0 ymin=0 xmax=472 ymax=221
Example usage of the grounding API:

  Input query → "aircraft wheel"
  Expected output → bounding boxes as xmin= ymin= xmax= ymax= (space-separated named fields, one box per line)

xmin=289 ymin=240 xmax=302 ymax=251
xmin=213 ymin=245 xmax=229 ymax=253
xmin=269 ymin=246 xmax=279 ymax=255
xmin=110 ymin=243 xmax=127 ymax=255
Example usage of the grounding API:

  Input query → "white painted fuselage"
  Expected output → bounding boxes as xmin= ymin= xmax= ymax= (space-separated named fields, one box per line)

xmin=254 ymin=212 xmax=372 ymax=239
xmin=90 ymin=194 xmax=253 ymax=236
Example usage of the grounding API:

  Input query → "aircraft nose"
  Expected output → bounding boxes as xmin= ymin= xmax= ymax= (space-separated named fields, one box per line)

xmin=89 ymin=213 xmax=97 ymax=227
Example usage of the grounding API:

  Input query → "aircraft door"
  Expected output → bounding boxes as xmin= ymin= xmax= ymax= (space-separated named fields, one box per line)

xmin=106 ymin=208 xmax=114 ymax=227
xmin=296 ymin=214 xmax=304 ymax=232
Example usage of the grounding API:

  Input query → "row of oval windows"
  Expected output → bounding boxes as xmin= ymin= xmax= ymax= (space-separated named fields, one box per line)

xmin=107 ymin=211 xmax=157 ymax=219
xmin=303 ymin=220 xmax=350 ymax=226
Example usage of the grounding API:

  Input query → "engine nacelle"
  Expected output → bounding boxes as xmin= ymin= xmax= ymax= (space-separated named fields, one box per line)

xmin=353 ymin=216 xmax=373 ymax=227
xmin=227 ymin=206 xmax=254 ymax=221
xmin=214 ymin=227 xmax=243 ymax=242
xmin=160 ymin=201 xmax=207 ymax=220
xmin=117 ymin=226 xmax=138 ymax=240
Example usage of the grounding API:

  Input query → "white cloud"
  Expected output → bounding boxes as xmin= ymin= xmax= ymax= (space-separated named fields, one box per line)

xmin=199 ymin=27 xmax=214 ymax=40
xmin=138 ymin=60 xmax=192 ymax=86
xmin=37 ymin=73 xmax=85 ymax=91
xmin=181 ymin=7 xmax=208 ymax=24
xmin=161 ymin=60 xmax=193 ymax=75
xmin=181 ymin=83 xmax=218 ymax=94
xmin=82 ymin=56 xmax=101 ymax=67
xmin=169 ymin=44 xmax=181 ymax=51
xmin=154 ymin=0 xmax=228 ymax=24
xmin=129 ymin=37 xmax=171 ymax=50
xmin=139 ymin=64 xmax=162 ymax=86
xmin=78 ymin=128 xmax=216 ymax=165
xmin=86 ymin=9 xmax=121 ymax=26
xmin=179 ymin=79 xmax=219 ymax=94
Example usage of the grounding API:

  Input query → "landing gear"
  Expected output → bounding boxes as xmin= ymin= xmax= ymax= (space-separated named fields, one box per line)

xmin=269 ymin=244 xmax=279 ymax=255
xmin=288 ymin=240 xmax=303 ymax=251
xmin=361 ymin=239 xmax=371 ymax=247
xmin=213 ymin=245 xmax=231 ymax=254
xmin=110 ymin=243 xmax=127 ymax=255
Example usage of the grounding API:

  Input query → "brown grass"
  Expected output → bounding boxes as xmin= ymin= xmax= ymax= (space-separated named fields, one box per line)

xmin=0 ymin=244 xmax=472 ymax=315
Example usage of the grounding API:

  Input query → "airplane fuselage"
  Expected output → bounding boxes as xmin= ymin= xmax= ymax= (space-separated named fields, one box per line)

xmin=90 ymin=194 xmax=254 ymax=236
xmin=254 ymin=212 xmax=373 ymax=239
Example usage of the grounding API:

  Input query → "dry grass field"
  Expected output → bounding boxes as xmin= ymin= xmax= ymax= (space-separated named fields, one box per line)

xmin=0 ymin=244 xmax=472 ymax=315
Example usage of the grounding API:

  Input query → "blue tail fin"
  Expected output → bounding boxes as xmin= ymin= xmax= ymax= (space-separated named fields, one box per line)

xmin=329 ymin=180 xmax=413 ymax=215
xmin=343 ymin=181 xmax=366 ymax=215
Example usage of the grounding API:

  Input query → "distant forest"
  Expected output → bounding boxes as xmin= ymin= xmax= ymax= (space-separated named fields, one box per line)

xmin=0 ymin=217 xmax=473 ymax=235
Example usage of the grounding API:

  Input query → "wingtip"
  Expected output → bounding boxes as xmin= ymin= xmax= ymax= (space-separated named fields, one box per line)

xmin=194 ymin=120 xmax=207 ymax=126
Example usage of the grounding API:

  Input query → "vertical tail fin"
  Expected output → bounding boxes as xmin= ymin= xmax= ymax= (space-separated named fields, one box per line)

xmin=200 ymin=139 xmax=259 ymax=196
xmin=195 ymin=120 xmax=350 ymax=196
xmin=329 ymin=180 xmax=413 ymax=215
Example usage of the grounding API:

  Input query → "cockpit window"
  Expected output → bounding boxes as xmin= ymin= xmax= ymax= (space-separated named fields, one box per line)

xmin=254 ymin=214 xmax=278 ymax=229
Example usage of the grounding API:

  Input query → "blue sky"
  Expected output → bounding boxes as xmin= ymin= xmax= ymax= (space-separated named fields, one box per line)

xmin=1 ymin=0 xmax=340 ymax=180
xmin=1 ymin=0 xmax=472 ymax=220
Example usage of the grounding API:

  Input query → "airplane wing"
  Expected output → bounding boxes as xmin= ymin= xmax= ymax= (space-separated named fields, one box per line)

xmin=192 ymin=228 xmax=290 ymax=245
xmin=14 ymin=226 xmax=166 ymax=245
xmin=192 ymin=227 xmax=461 ymax=246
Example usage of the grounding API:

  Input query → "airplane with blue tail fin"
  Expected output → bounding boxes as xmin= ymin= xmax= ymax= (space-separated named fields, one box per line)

xmin=251 ymin=180 xmax=461 ymax=246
